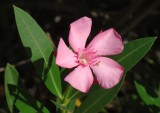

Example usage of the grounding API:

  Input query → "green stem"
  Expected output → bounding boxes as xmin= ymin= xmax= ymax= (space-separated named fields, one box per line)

xmin=68 ymin=91 xmax=80 ymax=101
xmin=61 ymin=85 xmax=73 ymax=113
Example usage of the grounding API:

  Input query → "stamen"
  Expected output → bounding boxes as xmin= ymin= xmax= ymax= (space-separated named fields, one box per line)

xmin=80 ymin=58 xmax=87 ymax=64
xmin=94 ymin=61 xmax=101 ymax=66
xmin=77 ymin=47 xmax=99 ymax=66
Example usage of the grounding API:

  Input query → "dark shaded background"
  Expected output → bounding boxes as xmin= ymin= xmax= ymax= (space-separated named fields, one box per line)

xmin=0 ymin=0 xmax=160 ymax=113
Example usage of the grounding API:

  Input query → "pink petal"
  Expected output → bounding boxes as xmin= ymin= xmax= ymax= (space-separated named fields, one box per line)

xmin=87 ymin=28 xmax=124 ymax=56
xmin=56 ymin=38 xmax=78 ymax=68
xmin=69 ymin=16 xmax=92 ymax=52
xmin=91 ymin=57 xmax=124 ymax=89
xmin=64 ymin=66 xmax=93 ymax=93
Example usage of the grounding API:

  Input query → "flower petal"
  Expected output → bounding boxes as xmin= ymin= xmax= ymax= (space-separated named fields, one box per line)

xmin=91 ymin=57 xmax=124 ymax=89
xmin=87 ymin=28 xmax=124 ymax=56
xmin=69 ymin=16 xmax=92 ymax=52
xmin=64 ymin=66 xmax=93 ymax=93
xmin=56 ymin=38 xmax=78 ymax=68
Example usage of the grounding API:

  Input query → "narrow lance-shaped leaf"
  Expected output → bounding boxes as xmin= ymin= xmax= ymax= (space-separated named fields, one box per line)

xmin=5 ymin=64 xmax=18 ymax=113
xmin=135 ymin=81 xmax=160 ymax=107
xmin=5 ymin=64 xmax=50 ymax=113
xmin=13 ymin=5 xmax=62 ymax=99
xmin=112 ymin=37 xmax=157 ymax=73
xmin=75 ymin=37 xmax=156 ymax=113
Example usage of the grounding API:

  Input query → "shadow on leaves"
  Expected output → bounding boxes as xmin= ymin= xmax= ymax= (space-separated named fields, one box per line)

xmin=8 ymin=80 xmax=46 ymax=113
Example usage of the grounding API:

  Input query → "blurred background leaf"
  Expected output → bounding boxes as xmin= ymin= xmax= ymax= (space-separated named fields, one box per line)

xmin=135 ymin=81 xmax=160 ymax=107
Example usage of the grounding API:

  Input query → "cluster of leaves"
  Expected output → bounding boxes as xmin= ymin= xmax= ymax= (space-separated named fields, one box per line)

xmin=4 ymin=5 xmax=156 ymax=113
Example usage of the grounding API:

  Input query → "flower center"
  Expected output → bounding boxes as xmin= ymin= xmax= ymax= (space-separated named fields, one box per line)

xmin=77 ymin=47 xmax=99 ymax=66
xmin=79 ymin=58 xmax=87 ymax=64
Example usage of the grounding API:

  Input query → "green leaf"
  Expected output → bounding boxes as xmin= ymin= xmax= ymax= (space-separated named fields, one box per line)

xmin=13 ymin=5 xmax=62 ymax=99
xmin=112 ymin=37 xmax=157 ymax=73
xmin=135 ymin=81 xmax=160 ymax=107
xmin=67 ymin=99 xmax=76 ymax=112
xmin=5 ymin=64 xmax=50 ymax=113
xmin=5 ymin=64 xmax=18 ymax=113
xmin=75 ymin=37 xmax=156 ymax=113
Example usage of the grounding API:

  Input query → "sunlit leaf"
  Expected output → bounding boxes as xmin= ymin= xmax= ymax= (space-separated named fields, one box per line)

xmin=112 ymin=37 xmax=157 ymax=73
xmin=13 ymin=5 xmax=62 ymax=99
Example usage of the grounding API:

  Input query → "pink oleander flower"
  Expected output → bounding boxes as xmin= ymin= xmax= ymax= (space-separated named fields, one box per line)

xmin=56 ymin=16 xmax=124 ymax=93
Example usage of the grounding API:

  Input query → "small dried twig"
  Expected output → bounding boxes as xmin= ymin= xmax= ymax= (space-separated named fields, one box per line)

xmin=46 ymin=32 xmax=56 ymax=48
xmin=0 ymin=32 xmax=55 ymax=73
xmin=0 ymin=59 xmax=31 ymax=73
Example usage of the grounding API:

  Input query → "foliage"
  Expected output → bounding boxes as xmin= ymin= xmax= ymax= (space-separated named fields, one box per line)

xmin=4 ymin=5 xmax=156 ymax=113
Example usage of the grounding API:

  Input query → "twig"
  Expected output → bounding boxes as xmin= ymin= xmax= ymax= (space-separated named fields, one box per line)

xmin=46 ymin=32 xmax=56 ymax=48
xmin=0 ymin=32 xmax=55 ymax=73
xmin=0 ymin=59 xmax=31 ymax=73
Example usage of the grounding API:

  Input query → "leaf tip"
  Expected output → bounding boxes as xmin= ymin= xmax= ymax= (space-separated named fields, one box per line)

xmin=6 ymin=63 xmax=12 ymax=69
xmin=12 ymin=5 xmax=17 ymax=10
